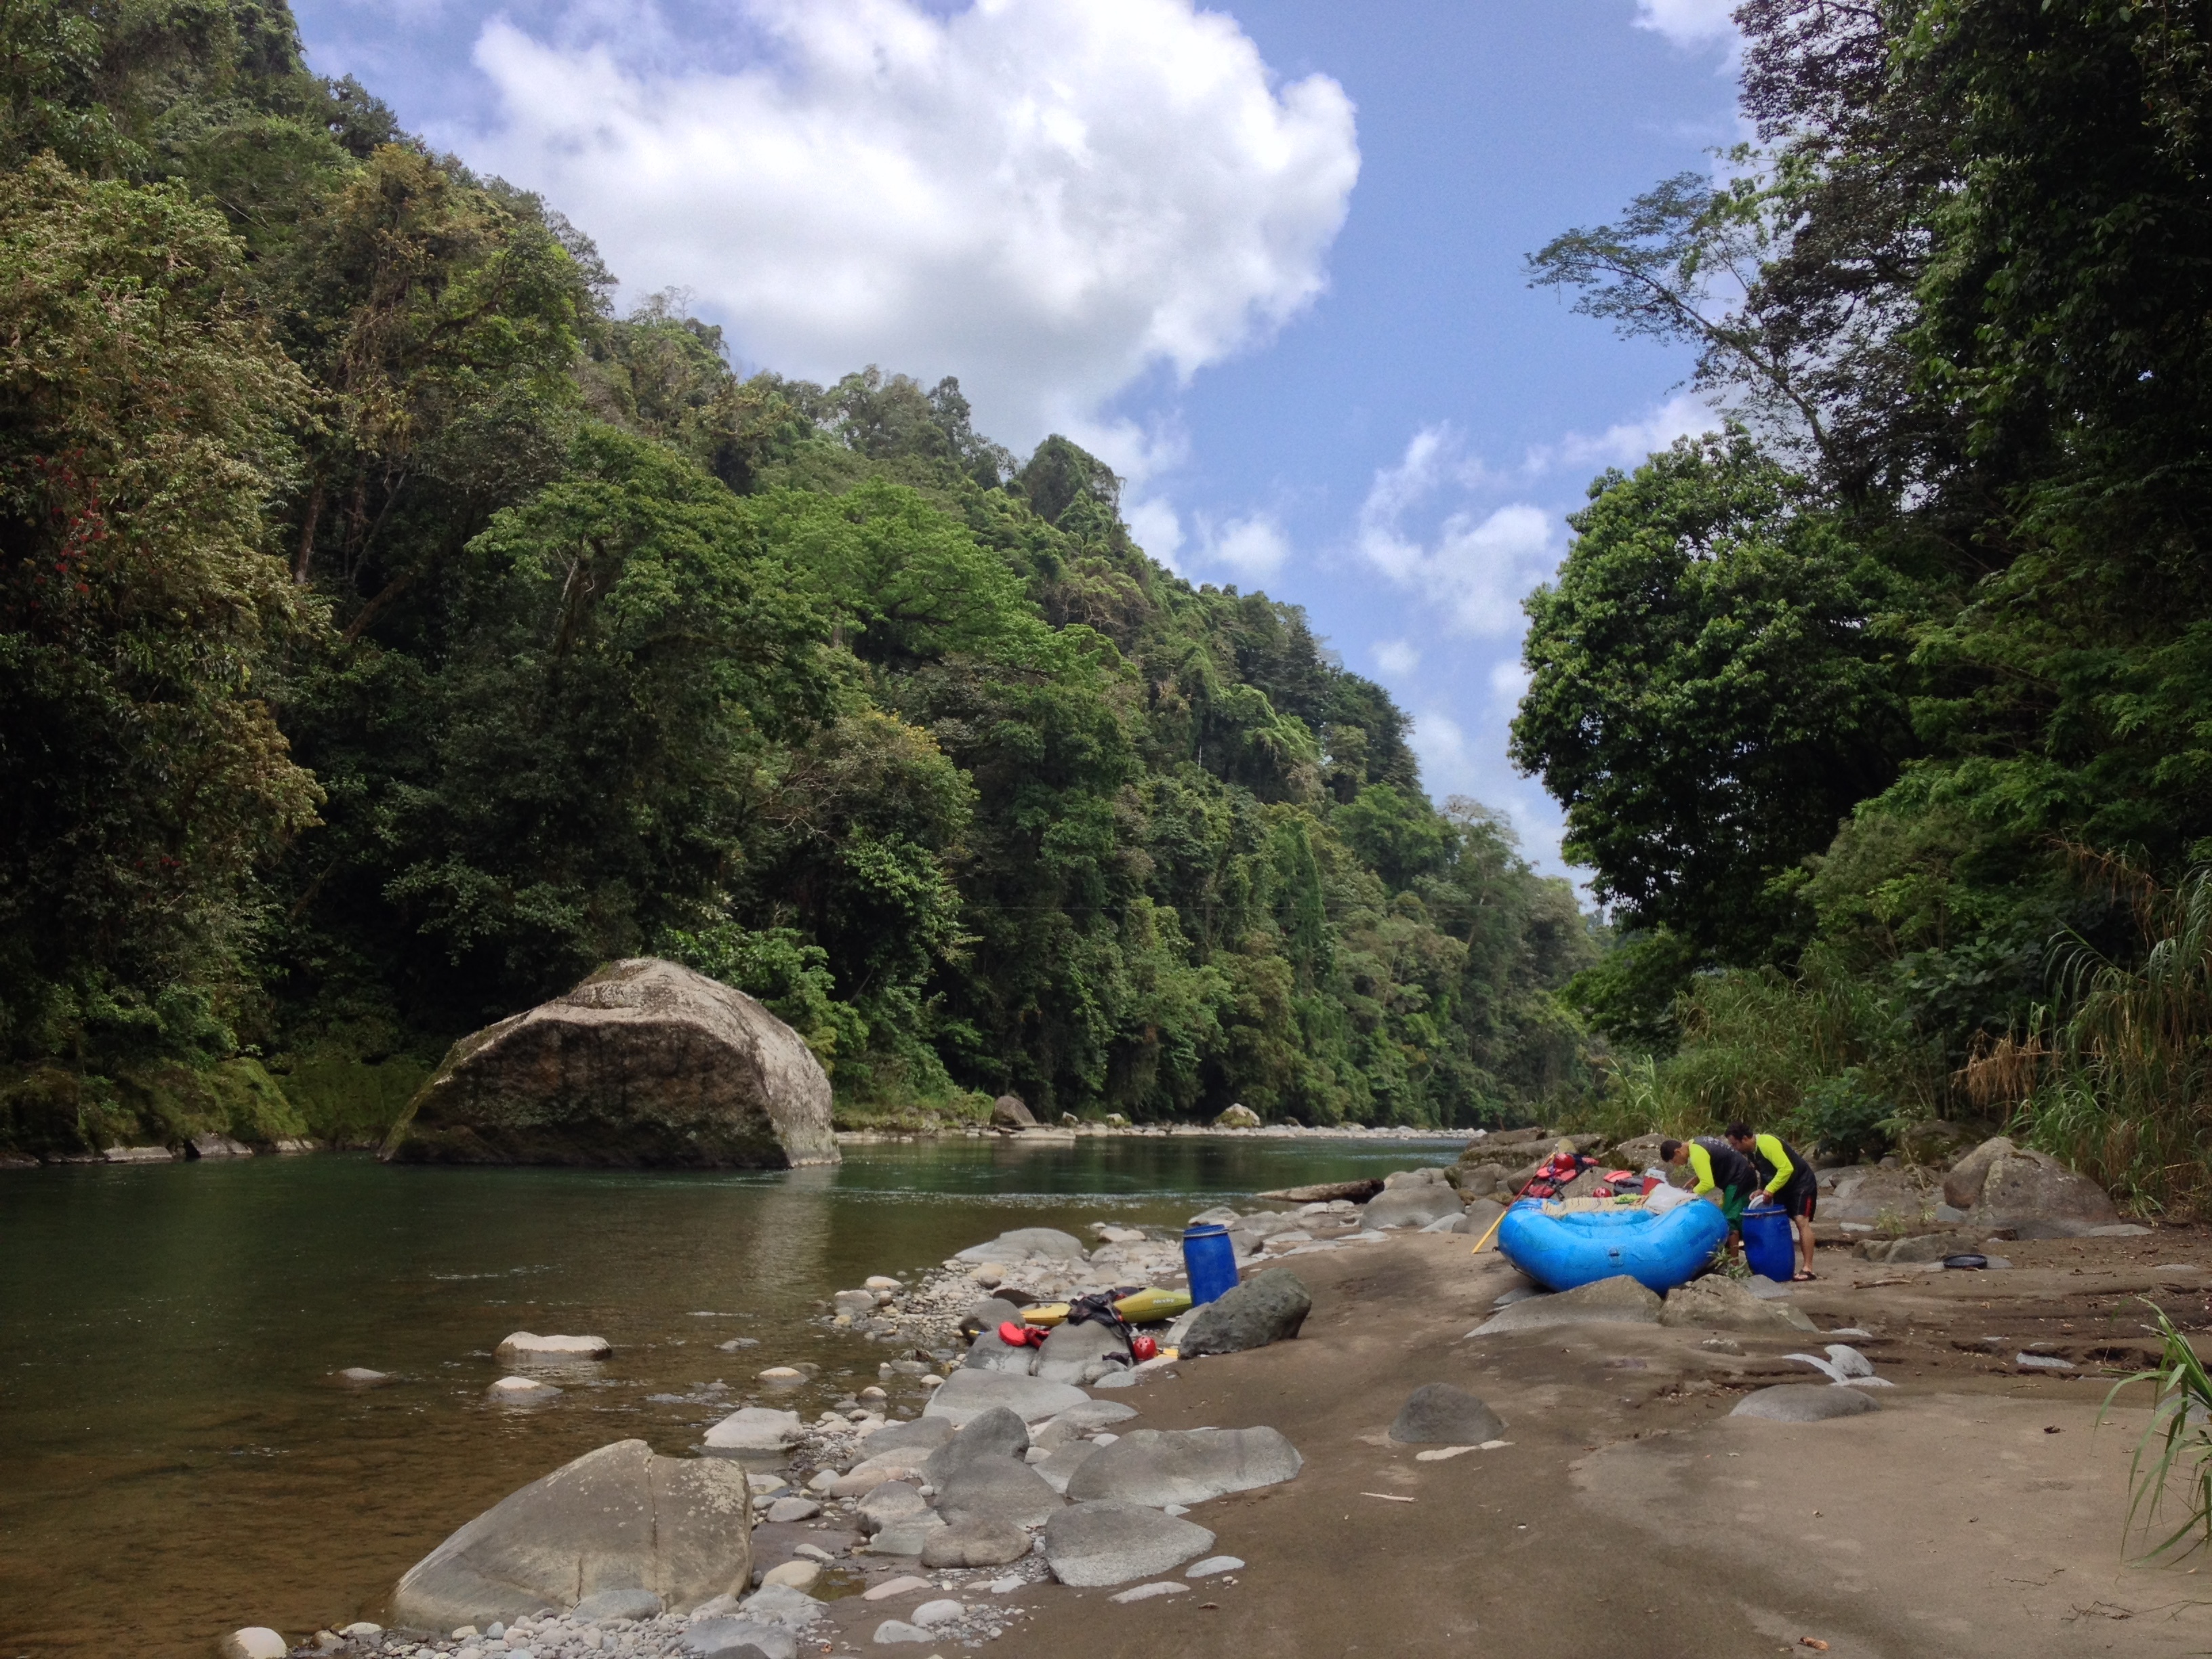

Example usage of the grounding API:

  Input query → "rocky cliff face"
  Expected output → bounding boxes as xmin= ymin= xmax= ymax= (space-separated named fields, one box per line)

xmin=382 ymin=958 xmax=838 ymax=1168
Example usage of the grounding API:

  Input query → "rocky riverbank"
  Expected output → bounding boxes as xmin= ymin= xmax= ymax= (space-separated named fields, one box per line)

xmin=219 ymin=1130 xmax=2212 ymax=1659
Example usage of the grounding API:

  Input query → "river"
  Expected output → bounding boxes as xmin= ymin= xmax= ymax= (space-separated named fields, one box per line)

xmin=0 ymin=1134 xmax=1462 ymax=1656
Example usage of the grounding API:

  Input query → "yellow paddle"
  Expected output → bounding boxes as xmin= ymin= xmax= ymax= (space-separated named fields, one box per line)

xmin=1469 ymin=1204 xmax=1509 ymax=1255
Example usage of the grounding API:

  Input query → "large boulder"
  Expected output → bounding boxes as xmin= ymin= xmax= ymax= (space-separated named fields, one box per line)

xmin=922 ymin=1408 xmax=1028 ymax=1486
xmin=923 ymin=1368 xmax=1088 ymax=1426
xmin=1660 ymin=1275 xmax=1817 ymax=1332
xmin=954 ymin=1228 xmax=1086 ymax=1265
xmin=1731 ymin=1385 xmax=1881 ymax=1423
xmin=1467 ymin=1275 xmax=1661 ymax=1336
xmin=1063 ymin=1427 xmax=1301 ymax=1506
xmin=1942 ymin=1136 xmax=2015 ymax=1210
xmin=1040 ymin=1502 xmax=1215 ymax=1587
xmin=389 ymin=1439 xmax=750 ymax=1629
xmin=1178 ymin=1270 xmax=1311 ymax=1356
xmin=382 ymin=960 xmax=837 ymax=1168
xmin=1213 ymin=1104 xmax=1263 ymax=1128
xmin=991 ymin=1094 xmax=1037 ymax=1130
xmin=1968 ymin=1143 xmax=2120 ymax=1231
xmin=1361 ymin=1185 xmax=1464 ymax=1231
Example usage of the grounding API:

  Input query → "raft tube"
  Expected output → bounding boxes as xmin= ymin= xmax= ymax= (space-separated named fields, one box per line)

xmin=1495 ymin=1198 xmax=1729 ymax=1293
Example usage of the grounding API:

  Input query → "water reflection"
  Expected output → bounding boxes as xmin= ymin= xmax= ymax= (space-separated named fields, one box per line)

xmin=0 ymin=1134 xmax=1457 ymax=1656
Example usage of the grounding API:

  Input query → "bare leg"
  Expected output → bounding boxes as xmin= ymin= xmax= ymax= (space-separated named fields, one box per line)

xmin=1795 ymin=1212 xmax=1816 ymax=1278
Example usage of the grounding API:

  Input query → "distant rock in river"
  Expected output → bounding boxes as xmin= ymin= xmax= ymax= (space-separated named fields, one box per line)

xmin=380 ymin=958 xmax=837 ymax=1168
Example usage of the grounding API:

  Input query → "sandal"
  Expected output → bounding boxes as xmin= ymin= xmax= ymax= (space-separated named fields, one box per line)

xmin=1792 ymin=1271 xmax=1818 ymax=1282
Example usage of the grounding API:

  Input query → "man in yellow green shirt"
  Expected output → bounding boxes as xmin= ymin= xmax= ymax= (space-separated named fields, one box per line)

xmin=1727 ymin=1121 xmax=1818 ymax=1281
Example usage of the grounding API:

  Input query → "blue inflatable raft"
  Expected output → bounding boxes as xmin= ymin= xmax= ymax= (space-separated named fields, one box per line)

xmin=1495 ymin=1198 xmax=1729 ymax=1293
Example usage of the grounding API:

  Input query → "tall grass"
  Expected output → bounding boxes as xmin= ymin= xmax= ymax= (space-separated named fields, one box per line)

xmin=1999 ymin=868 xmax=2212 ymax=1214
xmin=2105 ymin=1303 xmax=2212 ymax=1560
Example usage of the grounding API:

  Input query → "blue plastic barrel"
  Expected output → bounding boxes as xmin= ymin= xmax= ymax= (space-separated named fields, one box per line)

xmin=1740 ymin=1205 xmax=1796 ymax=1282
xmin=1182 ymin=1223 xmax=1240 ymax=1305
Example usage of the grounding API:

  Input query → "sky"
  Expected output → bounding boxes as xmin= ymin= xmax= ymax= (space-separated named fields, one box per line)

xmin=289 ymin=0 xmax=1744 ymax=873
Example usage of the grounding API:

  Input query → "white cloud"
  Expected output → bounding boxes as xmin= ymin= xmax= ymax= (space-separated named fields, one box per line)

xmin=467 ymin=0 xmax=1360 ymax=447
xmin=1524 ymin=392 xmax=1721 ymax=478
xmin=1372 ymin=638 xmax=1419 ymax=677
xmin=1634 ymin=0 xmax=1740 ymax=49
xmin=1122 ymin=497 xmax=1185 ymax=568
xmin=1355 ymin=426 xmax=1561 ymax=637
xmin=1486 ymin=657 xmax=1532 ymax=709
xmin=1200 ymin=512 xmax=1291 ymax=579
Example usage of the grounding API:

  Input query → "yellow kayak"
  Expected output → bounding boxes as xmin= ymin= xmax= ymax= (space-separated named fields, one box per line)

xmin=1019 ymin=1288 xmax=1193 ymax=1328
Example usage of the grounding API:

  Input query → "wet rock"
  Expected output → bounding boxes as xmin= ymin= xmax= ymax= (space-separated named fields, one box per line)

xmin=1660 ymin=1275 xmax=1818 ymax=1333
xmin=1468 ymin=1275 xmax=1662 ymax=1336
xmin=1040 ymin=1501 xmax=1216 ymax=1587
xmin=102 ymin=1144 xmax=175 ymax=1163
xmin=486 ymin=1376 xmax=561 ymax=1404
xmin=382 ymin=958 xmax=838 ymax=1169
xmin=1064 ymin=1427 xmax=1301 ymax=1506
xmin=922 ymin=1368 xmax=1088 ymax=1427
xmin=188 ymin=1133 xmax=253 ymax=1159
xmin=935 ymin=1456 xmax=1063 ymax=1528
xmin=1178 ymin=1270 xmax=1312 ymax=1356
xmin=954 ymin=1228 xmax=1086 ymax=1265
xmin=703 ymin=1407 xmax=804 ymax=1454
xmin=1389 ymin=1383 xmax=1506 ymax=1445
xmin=333 ymin=1367 xmax=390 ymax=1388
xmin=497 ymin=1331 xmax=613 ymax=1359
xmin=1730 ymin=1385 xmax=1881 ymax=1422
xmin=1361 ymin=1186 xmax=1465 ymax=1231
xmin=1255 ymin=1179 xmax=1382 ymax=1204
xmin=389 ymin=1437 xmax=750 ymax=1629
xmin=922 ymin=1515 xmax=1032 ymax=1568
xmin=218 ymin=1631 xmax=287 ymax=1659
xmin=991 ymin=1094 xmax=1038 ymax=1130
xmin=571 ymin=1589 xmax=663 ymax=1621
xmin=923 ymin=1406 xmax=1029 ymax=1484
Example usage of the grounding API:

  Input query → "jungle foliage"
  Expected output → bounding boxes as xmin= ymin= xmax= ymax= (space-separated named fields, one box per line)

xmin=0 ymin=0 xmax=1597 ymax=1151
xmin=1521 ymin=0 xmax=2212 ymax=1206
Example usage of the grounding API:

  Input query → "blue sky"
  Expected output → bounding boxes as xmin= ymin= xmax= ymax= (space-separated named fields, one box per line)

xmin=290 ymin=0 xmax=1742 ymax=872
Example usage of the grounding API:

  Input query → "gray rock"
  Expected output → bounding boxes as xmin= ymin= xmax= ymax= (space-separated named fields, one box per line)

xmin=1389 ymin=1383 xmax=1506 ymax=1445
xmin=2090 ymin=1223 xmax=2153 ymax=1237
xmin=1942 ymin=1136 xmax=2015 ymax=1210
xmin=1361 ymin=1187 xmax=1464 ymax=1231
xmin=1033 ymin=1438 xmax=1100 ymax=1493
xmin=863 ymin=1515 xmax=946 ymax=1557
xmin=1033 ymin=1319 xmax=1130 ymax=1385
xmin=218 ymin=1632 xmax=287 ymax=1659
xmin=1730 ymin=1385 xmax=1881 ymax=1422
xmin=763 ymin=1497 xmax=819 ymax=1523
xmin=382 ymin=958 xmax=838 ymax=1169
xmin=855 ymin=1481 xmax=930 ymax=1535
xmin=1064 ymin=1427 xmax=1302 ymax=1507
xmin=920 ymin=1516 xmax=1032 ymax=1569
xmin=1214 ymin=1104 xmax=1263 ymax=1128
xmin=1858 ymin=1233 xmax=1957 ymax=1264
xmin=572 ymin=1589 xmax=663 ymax=1622
xmin=333 ymin=1366 xmax=391 ymax=1387
xmin=1660 ymin=1275 xmax=1817 ymax=1332
xmin=1031 ymin=1399 xmax=1138 ymax=1447
xmin=923 ymin=1406 xmax=1030 ymax=1486
xmin=1451 ymin=1198 xmax=1506 ymax=1237
xmin=1968 ymin=1145 xmax=2120 ymax=1230
xmin=858 ymin=1417 xmax=955 ymax=1460
xmin=1040 ymin=1501 xmax=1216 ymax=1587
xmin=1178 ymin=1271 xmax=1312 ymax=1356
xmin=1186 ymin=1555 xmax=1244 ymax=1578
xmin=739 ymin=1584 xmax=825 ymax=1628
xmin=703 ymin=1407 xmax=803 ymax=1454
xmin=962 ymin=1322 xmax=1038 ymax=1374
xmin=923 ymin=1368 xmax=1088 ymax=1427
xmin=1468 ymin=1275 xmax=1662 ymax=1336
xmin=955 ymin=1228 xmax=1086 ymax=1264
xmin=188 ymin=1132 xmax=253 ymax=1159
xmin=389 ymin=1438 xmax=751 ymax=1629
xmin=991 ymin=1094 xmax=1038 ymax=1130
xmin=684 ymin=1618 xmax=793 ymax=1659
xmin=873 ymin=1621 xmax=932 ymax=1645
xmin=934 ymin=1456 xmax=1064 ymax=1528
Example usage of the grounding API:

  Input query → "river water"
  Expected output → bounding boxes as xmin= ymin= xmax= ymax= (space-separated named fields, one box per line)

xmin=0 ymin=1134 xmax=1461 ymax=1657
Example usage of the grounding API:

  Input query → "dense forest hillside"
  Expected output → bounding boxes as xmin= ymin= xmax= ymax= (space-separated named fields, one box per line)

xmin=0 ymin=0 xmax=1596 ymax=1154
xmin=1517 ymin=0 xmax=2212 ymax=1208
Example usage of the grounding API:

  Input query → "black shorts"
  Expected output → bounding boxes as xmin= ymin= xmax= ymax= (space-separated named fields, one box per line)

xmin=1774 ymin=1175 xmax=1817 ymax=1221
